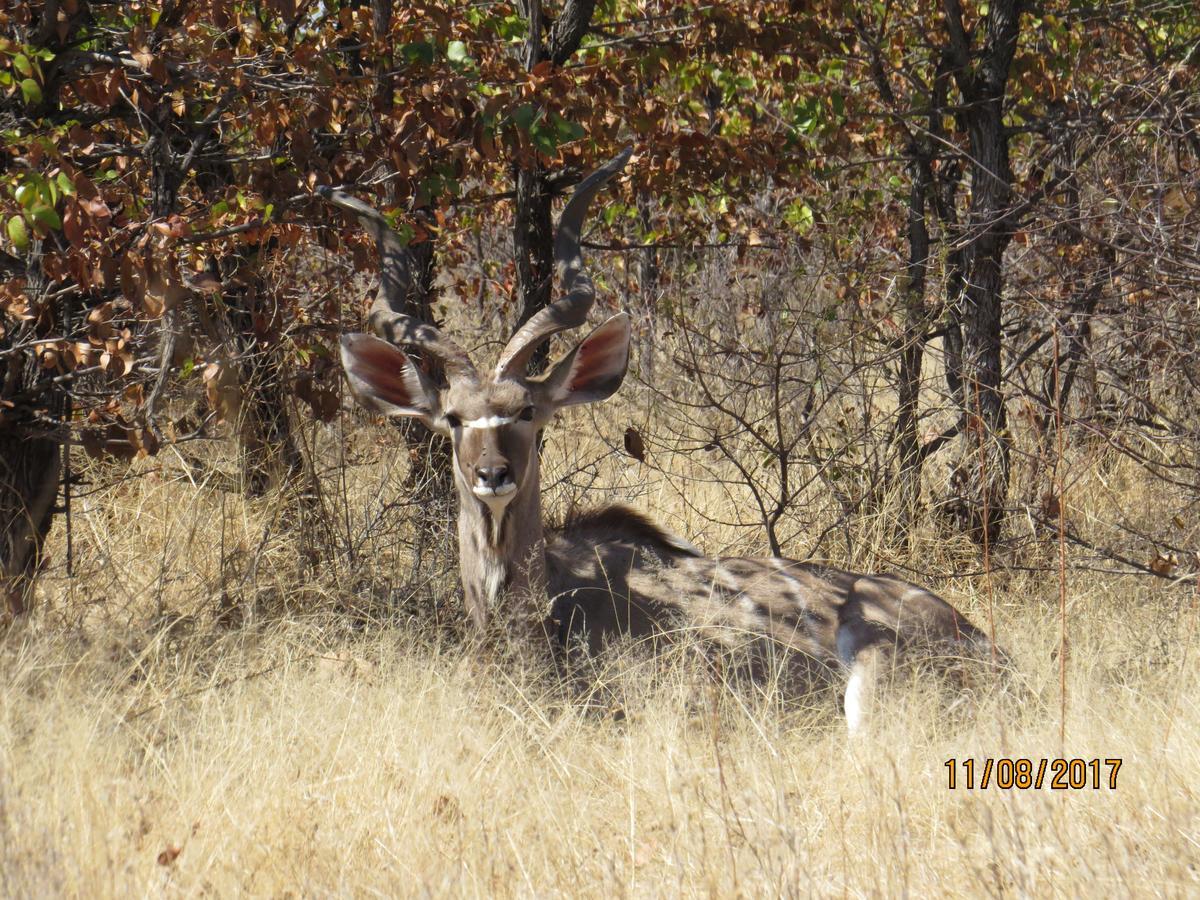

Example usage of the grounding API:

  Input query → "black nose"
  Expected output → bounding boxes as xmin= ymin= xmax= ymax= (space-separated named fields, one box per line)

xmin=475 ymin=465 xmax=510 ymax=489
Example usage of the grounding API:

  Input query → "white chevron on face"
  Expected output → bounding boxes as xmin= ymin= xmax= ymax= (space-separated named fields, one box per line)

xmin=463 ymin=415 xmax=520 ymax=429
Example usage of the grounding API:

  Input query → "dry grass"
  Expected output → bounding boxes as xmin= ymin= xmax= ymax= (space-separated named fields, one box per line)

xmin=2 ymin=399 xmax=1199 ymax=897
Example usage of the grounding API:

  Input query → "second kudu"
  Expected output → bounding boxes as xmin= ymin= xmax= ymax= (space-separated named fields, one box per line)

xmin=330 ymin=149 xmax=995 ymax=731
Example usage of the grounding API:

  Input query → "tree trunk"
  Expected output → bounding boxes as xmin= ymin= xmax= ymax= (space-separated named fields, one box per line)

xmin=513 ymin=163 xmax=556 ymax=372
xmin=231 ymin=302 xmax=304 ymax=497
xmin=511 ymin=0 xmax=597 ymax=373
xmin=944 ymin=0 xmax=1025 ymax=545
xmin=0 ymin=11 xmax=78 ymax=618
xmin=0 ymin=393 xmax=61 ymax=618
xmin=636 ymin=192 xmax=659 ymax=381
xmin=368 ymin=0 xmax=454 ymax=565
xmin=893 ymin=147 xmax=933 ymax=528
xmin=397 ymin=227 xmax=454 ymax=511
xmin=1 ymin=262 xmax=65 ymax=619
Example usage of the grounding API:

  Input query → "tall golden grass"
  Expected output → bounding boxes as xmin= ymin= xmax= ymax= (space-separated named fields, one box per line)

xmin=2 ymin=379 xmax=1198 ymax=897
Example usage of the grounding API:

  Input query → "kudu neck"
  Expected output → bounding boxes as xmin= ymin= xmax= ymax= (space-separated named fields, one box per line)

xmin=454 ymin=456 xmax=547 ymax=635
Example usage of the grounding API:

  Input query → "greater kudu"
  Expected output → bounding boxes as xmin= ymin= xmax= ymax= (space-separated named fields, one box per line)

xmin=330 ymin=149 xmax=994 ymax=731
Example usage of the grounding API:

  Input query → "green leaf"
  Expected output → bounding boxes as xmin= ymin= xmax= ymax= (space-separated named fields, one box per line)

xmin=511 ymin=104 xmax=537 ymax=131
xmin=784 ymin=200 xmax=814 ymax=234
xmin=381 ymin=210 xmax=415 ymax=246
xmin=14 ymin=182 xmax=36 ymax=208
xmin=399 ymin=41 xmax=435 ymax=65
xmin=7 ymin=215 xmax=29 ymax=250
xmin=602 ymin=202 xmax=625 ymax=226
xmin=55 ymin=172 xmax=75 ymax=196
xmin=13 ymin=53 xmax=32 ymax=77
xmin=446 ymin=40 xmax=468 ymax=63
xmin=180 ymin=357 xmax=195 ymax=379
xmin=19 ymin=78 xmax=42 ymax=105
xmin=553 ymin=113 xmax=583 ymax=143
xmin=29 ymin=204 xmax=61 ymax=231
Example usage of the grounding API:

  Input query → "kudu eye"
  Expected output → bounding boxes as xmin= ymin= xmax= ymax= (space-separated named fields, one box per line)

xmin=444 ymin=413 xmax=462 ymax=429
xmin=519 ymin=406 xmax=535 ymax=422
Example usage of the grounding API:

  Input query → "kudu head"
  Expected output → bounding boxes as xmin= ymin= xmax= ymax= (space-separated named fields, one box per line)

xmin=331 ymin=149 xmax=633 ymax=525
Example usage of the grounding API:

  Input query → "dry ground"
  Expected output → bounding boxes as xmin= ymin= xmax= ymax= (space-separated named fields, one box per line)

xmin=2 ymin=402 xmax=1198 ymax=897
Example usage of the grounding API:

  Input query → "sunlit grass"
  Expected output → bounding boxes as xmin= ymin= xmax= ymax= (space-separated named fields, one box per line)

xmin=2 ymin=393 xmax=1198 ymax=896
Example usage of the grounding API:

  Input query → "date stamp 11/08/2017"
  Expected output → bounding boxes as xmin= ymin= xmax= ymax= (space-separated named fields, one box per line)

xmin=945 ymin=758 xmax=1122 ymax=790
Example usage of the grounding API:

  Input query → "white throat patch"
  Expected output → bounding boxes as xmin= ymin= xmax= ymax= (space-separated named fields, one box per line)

xmin=473 ymin=483 xmax=517 ymax=546
xmin=482 ymin=557 xmax=507 ymax=606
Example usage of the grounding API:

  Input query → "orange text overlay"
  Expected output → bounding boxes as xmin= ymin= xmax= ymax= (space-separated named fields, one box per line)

xmin=945 ymin=758 xmax=1122 ymax=790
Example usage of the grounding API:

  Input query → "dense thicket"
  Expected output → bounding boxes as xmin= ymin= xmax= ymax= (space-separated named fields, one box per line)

xmin=2 ymin=1 xmax=1198 ymax=615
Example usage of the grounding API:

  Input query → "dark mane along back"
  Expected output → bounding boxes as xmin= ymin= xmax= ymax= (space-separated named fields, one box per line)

xmin=552 ymin=504 xmax=703 ymax=558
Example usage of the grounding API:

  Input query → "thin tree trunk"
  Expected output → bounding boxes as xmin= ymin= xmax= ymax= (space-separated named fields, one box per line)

xmin=368 ymin=0 xmax=454 ymax=568
xmin=943 ymin=0 xmax=1025 ymax=545
xmin=234 ymin=313 xmax=304 ymax=497
xmin=0 ymin=375 xmax=61 ymax=618
xmin=0 ymin=9 xmax=83 ymax=617
xmin=397 ymin=223 xmax=454 ymax=512
xmin=894 ymin=147 xmax=933 ymax=528
xmin=1 ymin=254 xmax=65 ymax=619
xmin=511 ymin=0 xmax=597 ymax=373
xmin=513 ymin=164 xmax=556 ymax=371
xmin=636 ymin=192 xmax=659 ymax=381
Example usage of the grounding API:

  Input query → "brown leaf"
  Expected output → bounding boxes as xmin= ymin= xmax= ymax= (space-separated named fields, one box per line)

xmin=87 ymin=302 xmax=115 ymax=325
xmin=129 ymin=427 xmax=160 ymax=457
xmin=295 ymin=373 xmax=339 ymax=422
xmin=623 ymin=426 xmax=646 ymax=462
xmin=156 ymin=844 xmax=181 ymax=866
xmin=203 ymin=359 xmax=241 ymax=425
xmin=120 ymin=256 xmax=145 ymax=308
xmin=62 ymin=201 xmax=85 ymax=244
xmin=432 ymin=794 xmax=462 ymax=822
xmin=1149 ymin=551 xmax=1179 ymax=578
xmin=144 ymin=263 xmax=189 ymax=316
xmin=187 ymin=270 xmax=222 ymax=295
xmin=79 ymin=197 xmax=110 ymax=218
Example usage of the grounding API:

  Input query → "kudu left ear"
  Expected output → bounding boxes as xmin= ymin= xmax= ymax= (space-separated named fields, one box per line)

xmin=340 ymin=332 xmax=442 ymax=427
xmin=536 ymin=313 xmax=631 ymax=407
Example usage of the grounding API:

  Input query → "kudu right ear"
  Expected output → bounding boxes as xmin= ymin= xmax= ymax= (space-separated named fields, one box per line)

xmin=536 ymin=313 xmax=632 ymax=408
xmin=340 ymin=333 xmax=442 ymax=427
